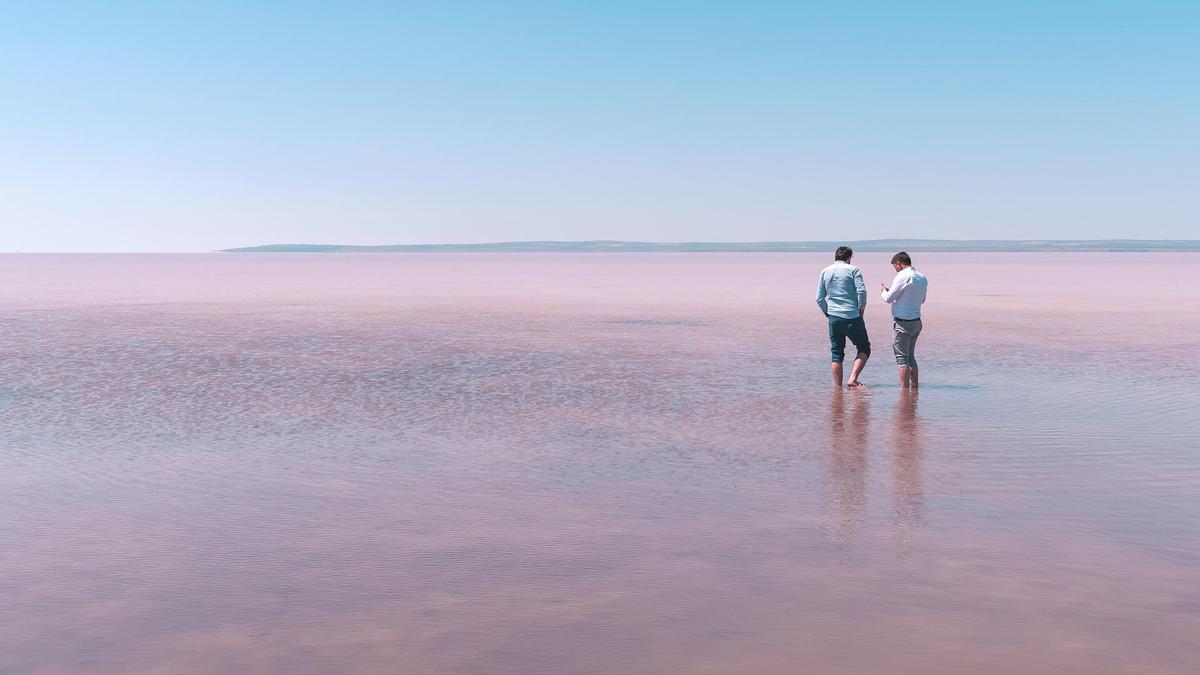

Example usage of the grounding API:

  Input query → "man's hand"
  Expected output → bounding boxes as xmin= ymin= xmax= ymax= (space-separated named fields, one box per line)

xmin=880 ymin=283 xmax=888 ymax=292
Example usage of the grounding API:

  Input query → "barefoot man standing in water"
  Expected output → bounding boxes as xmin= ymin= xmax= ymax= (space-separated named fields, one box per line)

xmin=817 ymin=246 xmax=871 ymax=388
xmin=880 ymin=251 xmax=928 ymax=388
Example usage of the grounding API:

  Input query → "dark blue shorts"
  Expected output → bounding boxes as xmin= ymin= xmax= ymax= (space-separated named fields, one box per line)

xmin=827 ymin=315 xmax=871 ymax=363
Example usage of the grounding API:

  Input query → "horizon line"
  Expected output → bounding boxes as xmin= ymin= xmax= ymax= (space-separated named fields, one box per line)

xmin=220 ymin=239 xmax=1200 ymax=253
xmin=5 ymin=238 xmax=1200 ymax=254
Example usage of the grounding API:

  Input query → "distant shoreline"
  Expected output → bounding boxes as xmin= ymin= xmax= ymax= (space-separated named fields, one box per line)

xmin=223 ymin=240 xmax=1200 ymax=253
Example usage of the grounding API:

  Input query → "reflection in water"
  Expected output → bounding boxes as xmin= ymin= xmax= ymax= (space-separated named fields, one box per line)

xmin=891 ymin=389 xmax=924 ymax=551
xmin=826 ymin=389 xmax=870 ymax=544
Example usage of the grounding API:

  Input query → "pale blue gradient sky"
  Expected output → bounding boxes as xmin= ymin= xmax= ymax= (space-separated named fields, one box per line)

xmin=2 ymin=1 xmax=1197 ymax=251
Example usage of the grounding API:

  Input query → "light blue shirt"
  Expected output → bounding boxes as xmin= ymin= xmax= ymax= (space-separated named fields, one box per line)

xmin=816 ymin=261 xmax=867 ymax=319
xmin=881 ymin=266 xmax=928 ymax=319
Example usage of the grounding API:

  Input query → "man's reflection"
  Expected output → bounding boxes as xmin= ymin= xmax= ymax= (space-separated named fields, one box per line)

xmin=826 ymin=388 xmax=870 ymax=544
xmin=891 ymin=388 xmax=924 ymax=549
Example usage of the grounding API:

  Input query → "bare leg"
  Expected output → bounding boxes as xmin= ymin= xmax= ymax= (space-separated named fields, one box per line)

xmin=831 ymin=362 xmax=843 ymax=387
xmin=898 ymin=366 xmax=911 ymax=388
xmin=846 ymin=353 xmax=869 ymax=387
xmin=909 ymin=364 xmax=918 ymax=388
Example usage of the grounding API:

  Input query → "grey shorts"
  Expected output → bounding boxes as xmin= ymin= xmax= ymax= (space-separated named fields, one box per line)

xmin=892 ymin=318 xmax=922 ymax=367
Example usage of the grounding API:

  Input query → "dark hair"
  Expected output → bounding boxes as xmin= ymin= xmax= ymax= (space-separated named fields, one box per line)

xmin=891 ymin=251 xmax=912 ymax=266
xmin=834 ymin=246 xmax=853 ymax=262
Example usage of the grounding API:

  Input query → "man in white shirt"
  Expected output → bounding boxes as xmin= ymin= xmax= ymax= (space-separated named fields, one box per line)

xmin=879 ymin=251 xmax=928 ymax=388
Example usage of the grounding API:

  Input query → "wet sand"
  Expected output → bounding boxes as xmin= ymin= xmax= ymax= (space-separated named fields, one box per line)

xmin=1 ymin=253 xmax=1198 ymax=674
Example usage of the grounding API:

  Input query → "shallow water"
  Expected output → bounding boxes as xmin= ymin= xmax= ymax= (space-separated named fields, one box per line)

xmin=1 ymin=252 xmax=1198 ymax=674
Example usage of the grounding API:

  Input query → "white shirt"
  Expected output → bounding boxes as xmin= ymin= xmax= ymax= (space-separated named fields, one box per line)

xmin=881 ymin=266 xmax=928 ymax=319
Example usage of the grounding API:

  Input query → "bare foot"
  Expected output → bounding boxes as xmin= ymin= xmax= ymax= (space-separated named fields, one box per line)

xmin=847 ymin=381 xmax=867 ymax=389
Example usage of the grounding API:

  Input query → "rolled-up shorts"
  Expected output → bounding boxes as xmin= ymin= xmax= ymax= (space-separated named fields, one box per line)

xmin=892 ymin=318 xmax=923 ymax=367
xmin=828 ymin=315 xmax=871 ymax=363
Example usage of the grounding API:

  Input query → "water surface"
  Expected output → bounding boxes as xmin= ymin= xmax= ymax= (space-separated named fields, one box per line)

xmin=2 ymin=253 xmax=1198 ymax=674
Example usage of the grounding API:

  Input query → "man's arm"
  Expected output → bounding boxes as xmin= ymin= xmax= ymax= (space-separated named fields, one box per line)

xmin=854 ymin=268 xmax=867 ymax=314
xmin=816 ymin=272 xmax=829 ymax=316
xmin=881 ymin=271 xmax=910 ymax=304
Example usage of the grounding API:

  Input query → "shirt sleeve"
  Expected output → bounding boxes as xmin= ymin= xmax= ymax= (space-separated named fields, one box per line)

xmin=854 ymin=268 xmax=867 ymax=311
xmin=881 ymin=270 xmax=910 ymax=304
xmin=816 ymin=272 xmax=829 ymax=315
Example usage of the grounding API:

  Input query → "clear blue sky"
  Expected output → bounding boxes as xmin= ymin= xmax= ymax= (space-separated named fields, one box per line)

xmin=3 ymin=1 xmax=1197 ymax=251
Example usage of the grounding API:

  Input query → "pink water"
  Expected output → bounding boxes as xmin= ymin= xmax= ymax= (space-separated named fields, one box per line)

xmin=2 ymin=253 xmax=1198 ymax=674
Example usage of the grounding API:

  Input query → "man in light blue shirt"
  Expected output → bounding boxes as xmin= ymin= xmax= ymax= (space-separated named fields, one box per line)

xmin=879 ymin=251 xmax=929 ymax=388
xmin=816 ymin=246 xmax=871 ymax=387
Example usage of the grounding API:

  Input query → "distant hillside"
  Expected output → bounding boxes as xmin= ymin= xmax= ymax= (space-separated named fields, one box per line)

xmin=222 ymin=239 xmax=1200 ymax=253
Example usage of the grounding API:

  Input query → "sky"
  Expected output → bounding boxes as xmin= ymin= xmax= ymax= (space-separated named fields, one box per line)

xmin=2 ymin=1 xmax=1197 ymax=251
